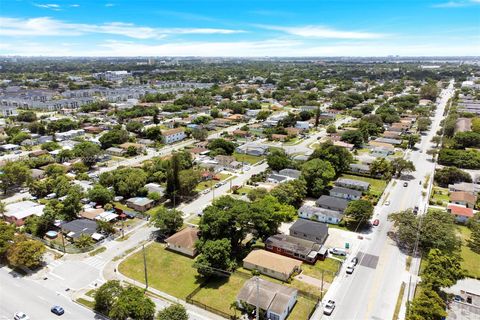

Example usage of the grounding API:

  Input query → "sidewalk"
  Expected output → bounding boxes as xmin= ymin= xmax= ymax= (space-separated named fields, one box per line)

xmin=103 ymin=242 xmax=226 ymax=320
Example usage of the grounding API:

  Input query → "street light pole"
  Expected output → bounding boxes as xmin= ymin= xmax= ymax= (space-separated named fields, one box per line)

xmin=256 ymin=276 xmax=260 ymax=320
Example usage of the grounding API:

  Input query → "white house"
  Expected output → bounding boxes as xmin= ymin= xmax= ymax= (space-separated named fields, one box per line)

xmin=162 ymin=128 xmax=187 ymax=144
xmin=298 ymin=205 xmax=343 ymax=225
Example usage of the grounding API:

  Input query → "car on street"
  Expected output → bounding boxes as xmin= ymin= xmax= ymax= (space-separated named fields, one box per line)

xmin=351 ymin=257 xmax=359 ymax=266
xmin=51 ymin=306 xmax=65 ymax=316
xmin=413 ymin=206 xmax=419 ymax=214
xmin=346 ymin=264 xmax=355 ymax=274
xmin=403 ymin=182 xmax=408 ymax=187
xmin=329 ymin=247 xmax=347 ymax=256
xmin=373 ymin=219 xmax=380 ymax=226
xmin=385 ymin=200 xmax=390 ymax=206
xmin=323 ymin=300 xmax=336 ymax=315
xmin=14 ymin=312 xmax=29 ymax=320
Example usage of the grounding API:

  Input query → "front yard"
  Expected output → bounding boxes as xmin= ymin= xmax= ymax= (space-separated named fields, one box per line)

xmin=301 ymin=258 xmax=341 ymax=284
xmin=195 ymin=173 xmax=232 ymax=192
xmin=430 ymin=186 xmax=449 ymax=206
xmin=287 ymin=297 xmax=317 ymax=320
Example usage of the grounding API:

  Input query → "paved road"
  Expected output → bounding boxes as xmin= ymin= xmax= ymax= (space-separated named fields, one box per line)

xmin=312 ymin=81 xmax=455 ymax=320
xmin=0 ymin=267 xmax=101 ymax=320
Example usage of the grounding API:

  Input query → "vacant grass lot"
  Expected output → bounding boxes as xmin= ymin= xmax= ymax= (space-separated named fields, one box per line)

xmin=301 ymin=258 xmax=341 ymax=283
xmin=457 ymin=225 xmax=480 ymax=278
xmin=430 ymin=186 xmax=449 ymax=206
xmin=340 ymin=174 xmax=387 ymax=198
xmin=233 ymin=152 xmax=264 ymax=164
xmin=118 ymin=242 xmax=203 ymax=299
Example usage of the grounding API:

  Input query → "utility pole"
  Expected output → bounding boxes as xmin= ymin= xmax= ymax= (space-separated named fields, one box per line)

xmin=320 ymin=270 xmax=324 ymax=301
xmin=256 ymin=276 xmax=260 ymax=320
xmin=121 ymin=219 xmax=125 ymax=239
xmin=61 ymin=232 xmax=66 ymax=253
xmin=143 ymin=244 xmax=148 ymax=289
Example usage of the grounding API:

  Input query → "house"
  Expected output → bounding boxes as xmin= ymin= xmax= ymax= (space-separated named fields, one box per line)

xmin=267 ymin=174 xmax=289 ymax=184
xmin=265 ymin=234 xmax=321 ymax=264
xmin=450 ymin=191 xmax=477 ymax=209
xmin=162 ymin=128 xmax=187 ymax=144
xmin=443 ymin=278 xmax=480 ymax=320
xmin=79 ymin=208 xmax=104 ymax=220
xmin=144 ymin=183 xmax=165 ymax=197
xmin=289 ymin=219 xmax=329 ymax=244
xmin=271 ymin=134 xmax=288 ymax=141
xmin=106 ymin=147 xmax=126 ymax=156
xmin=455 ymin=118 xmax=472 ymax=133
xmin=329 ymin=187 xmax=363 ymax=201
xmin=333 ymin=141 xmax=354 ymax=151
xmin=215 ymin=155 xmax=236 ymax=167
xmin=3 ymin=201 xmax=45 ymax=226
xmin=447 ymin=204 xmax=474 ymax=223
xmin=448 ymin=182 xmax=480 ymax=195
xmin=349 ymin=163 xmax=370 ymax=175
xmin=126 ymin=197 xmax=155 ymax=212
xmin=298 ymin=205 xmax=343 ymax=225
xmin=335 ymin=178 xmax=370 ymax=191
xmin=237 ymin=277 xmax=297 ymax=320
xmin=233 ymin=130 xmax=249 ymax=138
xmin=235 ymin=143 xmax=268 ymax=156
xmin=165 ymin=226 xmax=199 ymax=257
xmin=278 ymin=169 xmax=301 ymax=179
xmin=119 ymin=142 xmax=145 ymax=153
xmin=30 ymin=168 xmax=46 ymax=180
xmin=243 ymin=249 xmax=302 ymax=281
xmin=0 ymin=143 xmax=20 ymax=151
xmin=61 ymin=219 xmax=98 ymax=239
xmin=316 ymin=195 xmax=349 ymax=213
xmin=95 ymin=210 xmax=119 ymax=222
xmin=285 ymin=127 xmax=300 ymax=137
xmin=295 ymin=121 xmax=310 ymax=131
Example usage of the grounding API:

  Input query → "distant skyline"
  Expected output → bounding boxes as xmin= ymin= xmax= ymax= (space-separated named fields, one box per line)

xmin=0 ymin=0 xmax=479 ymax=57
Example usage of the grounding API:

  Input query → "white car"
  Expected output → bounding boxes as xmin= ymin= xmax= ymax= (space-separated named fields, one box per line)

xmin=346 ymin=265 xmax=355 ymax=274
xmin=323 ymin=300 xmax=336 ymax=316
xmin=385 ymin=200 xmax=390 ymax=206
xmin=14 ymin=312 xmax=29 ymax=320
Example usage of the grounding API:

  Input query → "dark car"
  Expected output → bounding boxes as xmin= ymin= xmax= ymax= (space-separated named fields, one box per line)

xmin=403 ymin=182 xmax=408 ymax=187
xmin=351 ymin=257 xmax=359 ymax=266
xmin=413 ymin=206 xmax=419 ymax=214
xmin=51 ymin=306 xmax=64 ymax=316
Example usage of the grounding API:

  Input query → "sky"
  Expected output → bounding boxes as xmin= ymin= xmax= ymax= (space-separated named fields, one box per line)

xmin=0 ymin=0 xmax=479 ymax=57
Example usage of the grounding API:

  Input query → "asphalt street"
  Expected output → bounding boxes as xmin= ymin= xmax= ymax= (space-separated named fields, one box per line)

xmin=0 ymin=267 xmax=101 ymax=320
xmin=314 ymin=81 xmax=455 ymax=320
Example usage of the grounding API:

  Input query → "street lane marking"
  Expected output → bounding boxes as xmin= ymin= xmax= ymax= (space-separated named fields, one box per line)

xmin=49 ymin=272 xmax=65 ymax=281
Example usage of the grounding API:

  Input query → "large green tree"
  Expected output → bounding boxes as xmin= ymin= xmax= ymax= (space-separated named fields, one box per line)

xmin=391 ymin=158 xmax=416 ymax=177
xmin=369 ymin=158 xmax=393 ymax=179
xmin=194 ymin=238 xmax=236 ymax=277
xmin=0 ymin=161 xmax=31 ymax=194
xmin=309 ymin=141 xmax=354 ymax=174
xmin=73 ymin=141 xmax=102 ymax=168
xmin=150 ymin=206 xmax=183 ymax=236
xmin=7 ymin=237 xmax=46 ymax=269
xmin=270 ymin=179 xmax=307 ymax=208
xmin=344 ymin=200 xmax=374 ymax=226
xmin=0 ymin=221 xmax=15 ymax=258
xmin=267 ymin=148 xmax=291 ymax=171
xmin=88 ymin=184 xmax=114 ymax=206
xmin=301 ymin=159 xmax=335 ymax=197
xmin=99 ymin=128 xmax=129 ymax=149
xmin=421 ymin=249 xmax=466 ymax=291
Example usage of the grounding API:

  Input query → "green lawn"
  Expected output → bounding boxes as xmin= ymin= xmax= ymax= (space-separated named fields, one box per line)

xmin=287 ymin=297 xmax=317 ymax=320
xmin=457 ymin=226 xmax=480 ymax=278
xmin=118 ymin=242 xmax=203 ymax=299
xmin=340 ymin=174 xmax=387 ymax=198
xmin=193 ymin=274 xmax=247 ymax=316
xmin=430 ymin=186 xmax=449 ymax=206
xmin=186 ymin=215 xmax=201 ymax=225
xmin=283 ymin=137 xmax=301 ymax=146
xmin=195 ymin=173 xmax=232 ymax=192
xmin=88 ymin=246 xmax=106 ymax=256
xmin=113 ymin=202 xmax=130 ymax=212
xmin=301 ymin=258 xmax=341 ymax=283
xmin=76 ymin=298 xmax=94 ymax=309
xmin=233 ymin=152 xmax=264 ymax=165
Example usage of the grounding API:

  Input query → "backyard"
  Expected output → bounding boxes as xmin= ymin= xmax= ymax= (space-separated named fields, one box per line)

xmin=340 ymin=174 xmax=388 ymax=199
xmin=456 ymin=225 xmax=480 ymax=278
xmin=195 ymin=173 xmax=232 ymax=192
xmin=430 ymin=186 xmax=449 ymax=206
xmin=301 ymin=258 xmax=342 ymax=284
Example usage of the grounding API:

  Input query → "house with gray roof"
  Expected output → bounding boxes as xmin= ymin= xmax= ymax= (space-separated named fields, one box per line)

xmin=297 ymin=205 xmax=343 ymax=225
xmin=289 ymin=219 xmax=329 ymax=244
xmin=237 ymin=277 xmax=297 ymax=320
xmin=126 ymin=197 xmax=154 ymax=212
xmin=329 ymin=187 xmax=363 ymax=201
xmin=316 ymin=195 xmax=349 ymax=213
xmin=335 ymin=178 xmax=370 ymax=191
xmin=278 ymin=169 xmax=301 ymax=179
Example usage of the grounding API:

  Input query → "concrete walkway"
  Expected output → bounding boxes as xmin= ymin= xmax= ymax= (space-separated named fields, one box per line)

xmin=295 ymin=273 xmax=331 ymax=291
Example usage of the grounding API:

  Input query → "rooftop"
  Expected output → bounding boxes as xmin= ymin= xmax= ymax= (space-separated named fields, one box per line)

xmin=243 ymin=249 xmax=302 ymax=275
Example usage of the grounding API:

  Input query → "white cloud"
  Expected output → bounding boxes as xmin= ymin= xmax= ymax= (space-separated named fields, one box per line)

xmin=105 ymin=3 xmax=115 ymax=7
xmin=0 ymin=17 xmax=244 ymax=39
xmin=432 ymin=0 xmax=480 ymax=7
xmin=260 ymin=25 xmax=385 ymax=39
xmin=70 ymin=4 xmax=80 ymax=7
xmin=1 ymin=38 xmax=476 ymax=57
xmin=33 ymin=3 xmax=61 ymax=10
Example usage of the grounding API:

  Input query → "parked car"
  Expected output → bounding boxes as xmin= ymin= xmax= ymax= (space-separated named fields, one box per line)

xmin=403 ymin=182 xmax=408 ymax=187
xmin=329 ymin=248 xmax=347 ymax=256
xmin=323 ymin=300 xmax=336 ymax=316
xmin=14 ymin=312 xmax=29 ymax=320
xmin=373 ymin=219 xmax=380 ymax=226
xmin=413 ymin=206 xmax=419 ymax=214
xmin=384 ymin=200 xmax=390 ymax=206
xmin=351 ymin=257 xmax=359 ymax=266
xmin=346 ymin=264 xmax=355 ymax=274
xmin=51 ymin=306 xmax=64 ymax=316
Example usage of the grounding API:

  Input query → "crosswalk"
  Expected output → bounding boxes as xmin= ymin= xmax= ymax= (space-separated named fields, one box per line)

xmin=83 ymin=256 xmax=108 ymax=269
xmin=48 ymin=259 xmax=62 ymax=269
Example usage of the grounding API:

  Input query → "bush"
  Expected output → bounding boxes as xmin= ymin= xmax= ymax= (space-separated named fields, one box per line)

xmin=438 ymin=149 xmax=480 ymax=169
